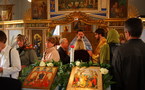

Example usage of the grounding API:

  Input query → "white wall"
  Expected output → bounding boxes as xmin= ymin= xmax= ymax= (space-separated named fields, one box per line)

xmin=12 ymin=0 xmax=31 ymax=20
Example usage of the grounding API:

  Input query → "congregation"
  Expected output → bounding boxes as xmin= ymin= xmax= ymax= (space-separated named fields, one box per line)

xmin=0 ymin=18 xmax=145 ymax=90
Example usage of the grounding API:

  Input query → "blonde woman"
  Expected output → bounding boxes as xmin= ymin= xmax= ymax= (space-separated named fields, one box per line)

xmin=41 ymin=37 xmax=60 ymax=62
xmin=74 ymin=39 xmax=90 ymax=62
xmin=74 ymin=39 xmax=86 ymax=50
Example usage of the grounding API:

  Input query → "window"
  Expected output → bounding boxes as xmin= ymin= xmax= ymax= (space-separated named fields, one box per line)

xmin=53 ymin=25 xmax=60 ymax=36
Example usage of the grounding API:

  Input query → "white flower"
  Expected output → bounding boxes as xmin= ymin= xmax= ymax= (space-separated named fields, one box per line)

xmin=39 ymin=61 xmax=46 ymax=66
xmin=100 ymin=68 xmax=109 ymax=74
xmin=47 ymin=63 xmax=54 ymax=67
xmin=75 ymin=61 xmax=81 ymax=66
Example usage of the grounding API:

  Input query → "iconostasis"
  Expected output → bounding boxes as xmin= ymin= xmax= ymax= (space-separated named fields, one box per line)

xmin=0 ymin=0 xmax=140 ymax=57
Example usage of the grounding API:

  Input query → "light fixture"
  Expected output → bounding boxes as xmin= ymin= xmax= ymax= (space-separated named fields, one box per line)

xmin=28 ymin=0 xmax=32 ymax=2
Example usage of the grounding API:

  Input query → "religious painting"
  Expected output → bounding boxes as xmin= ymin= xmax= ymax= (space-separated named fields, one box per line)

xmin=32 ymin=30 xmax=43 ymax=57
xmin=72 ymin=21 xmax=92 ymax=32
xmin=32 ymin=0 xmax=47 ymax=19
xmin=115 ymin=28 xmax=126 ymax=44
xmin=58 ymin=0 xmax=99 ymax=11
xmin=50 ymin=0 xmax=55 ymax=12
xmin=61 ymin=24 xmax=71 ymax=32
xmin=0 ymin=5 xmax=13 ymax=21
xmin=1 ymin=10 xmax=8 ymax=21
xmin=67 ymin=67 xmax=102 ymax=90
xmin=110 ymin=0 xmax=127 ymax=18
xmin=23 ymin=66 xmax=58 ymax=89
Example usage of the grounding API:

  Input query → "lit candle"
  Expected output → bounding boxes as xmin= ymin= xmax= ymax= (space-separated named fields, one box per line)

xmin=70 ymin=45 xmax=74 ymax=63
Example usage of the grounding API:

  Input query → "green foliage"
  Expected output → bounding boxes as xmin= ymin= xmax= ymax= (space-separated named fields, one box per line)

xmin=19 ymin=60 xmax=114 ymax=90
xmin=51 ymin=63 xmax=71 ymax=90
xmin=18 ymin=60 xmax=40 ymax=82
xmin=18 ymin=65 xmax=34 ymax=82
xmin=103 ymin=74 xmax=116 ymax=90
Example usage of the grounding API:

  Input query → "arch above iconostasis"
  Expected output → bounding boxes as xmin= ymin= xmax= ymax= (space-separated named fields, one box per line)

xmin=48 ymin=11 xmax=109 ymax=38
xmin=49 ymin=11 xmax=108 ymax=28
xmin=48 ymin=11 xmax=109 ymax=51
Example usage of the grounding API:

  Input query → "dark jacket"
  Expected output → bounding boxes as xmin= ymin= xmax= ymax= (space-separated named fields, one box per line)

xmin=109 ymin=43 xmax=120 ymax=64
xmin=17 ymin=47 xmax=38 ymax=66
xmin=58 ymin=47 xmax=70 ymax=64
xmin=112 ymin=39 xmax=145 ymax=90
xmin=74 ymin=49 xmax=90 ymax=62
xmin=0 ymin=77 xmax=22 ymax=90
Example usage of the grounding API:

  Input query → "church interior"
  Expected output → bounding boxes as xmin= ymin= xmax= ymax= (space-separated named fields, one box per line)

xmin=0 ymin=0 xmax=145 ymax=53
xmin=0 ymin=0 xmax=145 ymax=90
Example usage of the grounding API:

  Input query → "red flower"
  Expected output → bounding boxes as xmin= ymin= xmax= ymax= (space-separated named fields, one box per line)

xmin=70 ymin=45 xmax=74 ymax=48
xmin=43 ymin=60 xmax=47 ymax=62
xmin=29 ymin=44 xmax=33 ymax=48
xmin=24 ymin=44 xmax=34 ymax=50
xmin=25 ymin=47 xmax=29 ymax=49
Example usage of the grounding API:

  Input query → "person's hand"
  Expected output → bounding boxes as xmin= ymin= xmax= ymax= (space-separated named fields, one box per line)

xmin=67 ymin=52 xmax=70 ymax=55
xmin=77 ymin=36 xmax=81 ymax=39
xmin=0 ymin=67 xmax=3 ymax=72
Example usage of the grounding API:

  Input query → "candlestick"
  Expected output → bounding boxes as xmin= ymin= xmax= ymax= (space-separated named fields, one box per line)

xmin=70 ymin=45 xmax=74 ymax=63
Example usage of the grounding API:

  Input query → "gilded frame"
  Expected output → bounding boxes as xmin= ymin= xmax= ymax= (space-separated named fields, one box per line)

xmin=56 ymin=0 xmax=101 ymax=12
xmin=67 ymin=66 xmax=102 ymax=90
xmin=110 ymin=0 xmax=128 ymax=18
xmin=32 ymin=0 xmax=47 ymax=19
xmin=23 ymin=66 xmax=58 ymax=89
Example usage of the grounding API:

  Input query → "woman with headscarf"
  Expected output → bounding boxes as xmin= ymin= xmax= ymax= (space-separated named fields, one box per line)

xmin=100 ymin=29 xmax=120 ymax=64
xmin=16 ymin=34 xmax=38 ymax=69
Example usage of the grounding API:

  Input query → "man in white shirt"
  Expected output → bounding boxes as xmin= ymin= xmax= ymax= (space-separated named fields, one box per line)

xmin=0 ymin=30 xmax=21 ymax=79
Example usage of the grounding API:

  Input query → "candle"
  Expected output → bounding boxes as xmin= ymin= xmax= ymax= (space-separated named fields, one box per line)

xmin=70 ymin=45 xmax=74 ymax=63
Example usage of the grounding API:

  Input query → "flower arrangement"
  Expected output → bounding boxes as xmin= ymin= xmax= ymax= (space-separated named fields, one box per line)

xmin=19 ymin=60 xmax=114 ymax=90
xmin=100 ymin=68 xmax=109 ymax=75
xmin=24 ymin=44 xmax=34 ymax=50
